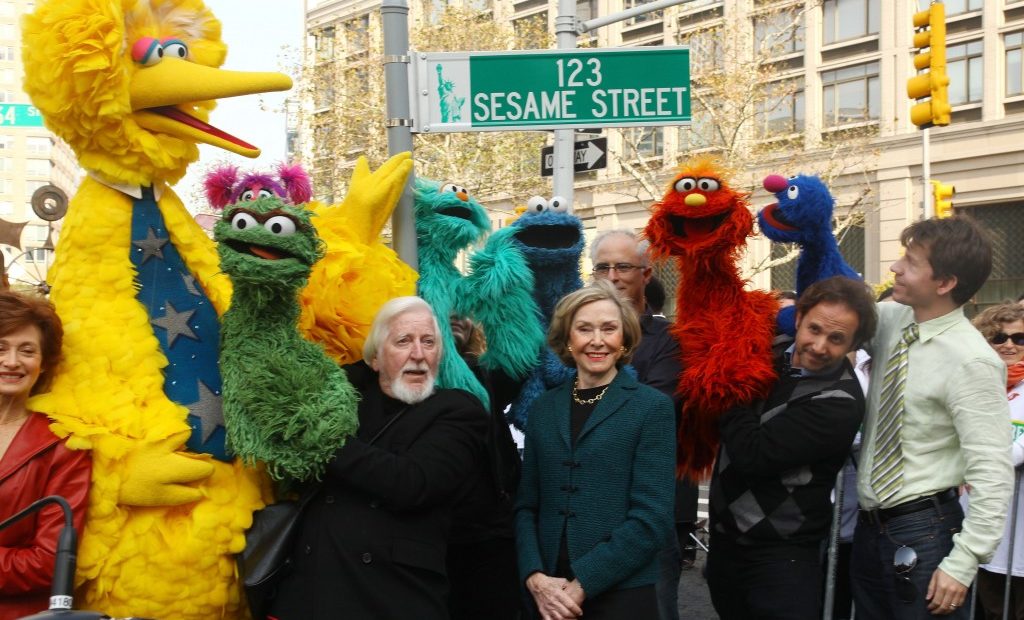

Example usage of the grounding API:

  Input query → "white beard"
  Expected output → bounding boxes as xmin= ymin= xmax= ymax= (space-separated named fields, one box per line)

xmin=389 ymin=373 xmax=436 ymax=404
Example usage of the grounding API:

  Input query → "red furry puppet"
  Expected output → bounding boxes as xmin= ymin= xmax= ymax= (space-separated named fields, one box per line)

xmin=644 ymin=157 xmax=778 ymax=482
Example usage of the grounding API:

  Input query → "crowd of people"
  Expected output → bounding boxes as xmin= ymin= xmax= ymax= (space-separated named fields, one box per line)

xmin=2 ymin=214 xmax=1022 ymax=620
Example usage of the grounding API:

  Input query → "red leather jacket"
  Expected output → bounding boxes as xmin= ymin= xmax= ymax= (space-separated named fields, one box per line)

xmin=0 ymin=412 xmax=91 ymax=620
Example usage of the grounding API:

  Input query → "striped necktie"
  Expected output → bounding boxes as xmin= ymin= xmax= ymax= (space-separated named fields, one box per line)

xmin=870 ymin=323 xmax=920 ymax=502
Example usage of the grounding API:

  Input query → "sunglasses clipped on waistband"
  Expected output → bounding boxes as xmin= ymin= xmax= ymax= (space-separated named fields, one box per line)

xmin=990 ymin=332 xmax=1024 ymax=346
xmin=894 ymin=545 xmax=918 ymax=603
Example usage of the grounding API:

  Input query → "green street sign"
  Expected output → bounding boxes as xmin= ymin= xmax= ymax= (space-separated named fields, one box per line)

xmin=410 ymin=47 xmax=690 ymax=133
xmin=0 ymin=104 xmax=43 ymax=127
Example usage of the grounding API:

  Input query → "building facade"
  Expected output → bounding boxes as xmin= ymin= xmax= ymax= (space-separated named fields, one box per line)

xmin=303 ymin=0 xmax=1024 ymax=308
xmin=2 ymin=0 xmax=80 ymax=291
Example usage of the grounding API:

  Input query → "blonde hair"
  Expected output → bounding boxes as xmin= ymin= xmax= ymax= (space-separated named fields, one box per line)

xmin=547 ymin=280 xmax=641 ymax=367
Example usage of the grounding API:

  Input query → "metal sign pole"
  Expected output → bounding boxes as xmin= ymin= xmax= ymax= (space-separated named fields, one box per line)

xmin=382 ymin=0 xmax=418 ymax=269
xmin=922 ymin=127 xmax=932 ymax=220
xmin=552 ymin=0 xmax=577 ymax=211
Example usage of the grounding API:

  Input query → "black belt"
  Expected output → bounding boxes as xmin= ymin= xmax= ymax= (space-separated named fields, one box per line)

xmin=860 ymin=488 xmax=959 ymax=525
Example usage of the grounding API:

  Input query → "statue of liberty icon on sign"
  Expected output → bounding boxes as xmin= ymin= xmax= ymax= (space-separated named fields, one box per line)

xmin=437 ymin=64 xmax=466 ymax=123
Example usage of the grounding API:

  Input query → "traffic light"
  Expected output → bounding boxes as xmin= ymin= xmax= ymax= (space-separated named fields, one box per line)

xmin=907 ymin=2 xmax=951 ymax=128
xmin=931 ymin=180 xmax=955 ymax=218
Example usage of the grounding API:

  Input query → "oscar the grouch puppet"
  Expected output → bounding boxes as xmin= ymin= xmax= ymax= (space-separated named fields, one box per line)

xmin=214 ymin=195 xmax=359 ymax=482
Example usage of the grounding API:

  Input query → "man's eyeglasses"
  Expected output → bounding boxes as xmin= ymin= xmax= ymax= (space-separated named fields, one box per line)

xmin=593 ymin=263 xmax=642 ymax=276
xmin=990 ymin=332 xmax=1024 ymax=346
xmin=894 ymin=545 xmax=918 ymax=603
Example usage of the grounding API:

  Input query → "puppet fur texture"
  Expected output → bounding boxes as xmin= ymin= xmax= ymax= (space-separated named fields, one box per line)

xmin=757 ymin=174 xmax=861 ymax=335
xmin=21 ymin=1 xmax=410 ymax=616
xmin=644 ymin=157 xmax=778 ymax=482
xmin=215 ymin=194 xmax=359 ymax=482
xmin=505 ymin=197 xmax=584 ymax=429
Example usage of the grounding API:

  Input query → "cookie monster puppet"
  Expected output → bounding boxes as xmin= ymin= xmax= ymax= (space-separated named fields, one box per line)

xmin=505 ymin=196 xmax=584 ymax=430
xmin=757 ymin=174 xmax=860 ymax=336
xmin=414 ymin=178 xmax=544 ymax=411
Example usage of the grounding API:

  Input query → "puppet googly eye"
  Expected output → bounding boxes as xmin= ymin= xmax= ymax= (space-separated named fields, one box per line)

xmin=674 ymin=177 xmax=697 ymax=193
xmin=456 ymin=186 xmax=469 ymax=196
xmin=697 ymin=178 xmax=720 ymax=192
xmin=132 ymin=38 xmax=164 ymax=66
xmin=787 ymin=186 xmax=799 ymax=200
xmin=527 ymin=196 xmax=548 ymax=213
xmin=241 ymin=190 xmax=255 ymax=201
xmin=264 ymin=216 xmax=297 ymax=236
xmin=230 ymin=212 xmax=258 ymax=231
xmin=441 ymin=183 xmax=458 ymax=193
xmin=161 ymin=39 xmax=189 ymax=60
xmin=548 ymin=196 xmax=568 ymax=212
xmin=258 ymin=189 xmax=273 ymax=198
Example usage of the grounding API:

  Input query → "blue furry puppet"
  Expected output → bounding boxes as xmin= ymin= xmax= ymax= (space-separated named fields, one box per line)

xmin=757 ymin=174 xmax=861 ymax=336
xmin=414 ymin=178 xmax=545 ymax=410
xmin=505 ymin=196 xmax=584 ymax=430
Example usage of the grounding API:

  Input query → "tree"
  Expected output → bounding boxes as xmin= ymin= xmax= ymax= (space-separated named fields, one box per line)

xmin=298 ymin=3 xmax=552 ymax=212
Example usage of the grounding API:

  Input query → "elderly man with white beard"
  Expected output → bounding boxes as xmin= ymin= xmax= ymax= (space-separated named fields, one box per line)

xmin=269 ymin=296 xmax=489 ymax=620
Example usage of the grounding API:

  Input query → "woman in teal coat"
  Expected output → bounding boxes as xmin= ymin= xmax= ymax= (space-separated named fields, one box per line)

xmin=516 ymin=280 xmax=676 ymax=620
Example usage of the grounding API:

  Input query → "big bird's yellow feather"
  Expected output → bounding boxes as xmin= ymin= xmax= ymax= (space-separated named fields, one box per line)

xmin=22 ymin=0 xmax=414 ymax=617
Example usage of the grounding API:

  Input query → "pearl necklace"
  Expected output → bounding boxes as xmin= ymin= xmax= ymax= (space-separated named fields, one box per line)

xmin=572 ymin=379 xmax=609 ymax=405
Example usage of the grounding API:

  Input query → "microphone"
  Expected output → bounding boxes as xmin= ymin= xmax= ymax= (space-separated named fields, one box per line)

xmin=0 ymin=495 xmax=106 ymax=619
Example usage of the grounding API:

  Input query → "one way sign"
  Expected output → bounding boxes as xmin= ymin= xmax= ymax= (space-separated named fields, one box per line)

xmin=540 ymin=138 xmax=607 ymax=177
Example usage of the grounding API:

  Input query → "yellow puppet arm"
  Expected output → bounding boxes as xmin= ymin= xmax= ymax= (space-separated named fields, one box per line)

xmin=335 ymin=152 xmax=413 ymax=243
xmin=118 ymin=432 xmax=215 ymax=506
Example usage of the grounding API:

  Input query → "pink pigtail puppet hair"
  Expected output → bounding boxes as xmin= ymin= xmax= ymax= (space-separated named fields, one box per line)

xmin=277 ymin=163 xmax=313 ymax=204
xmin=204 ymin=165 xmax=239 ymax=210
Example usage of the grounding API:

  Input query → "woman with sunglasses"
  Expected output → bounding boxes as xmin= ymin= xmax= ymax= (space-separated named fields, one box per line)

xmin=967 ymin=302 xmax=1024 ymax=619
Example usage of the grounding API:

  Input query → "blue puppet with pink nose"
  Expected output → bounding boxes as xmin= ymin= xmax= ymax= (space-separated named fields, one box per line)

xmin=758 ymin=173 xmax=860 ymax=336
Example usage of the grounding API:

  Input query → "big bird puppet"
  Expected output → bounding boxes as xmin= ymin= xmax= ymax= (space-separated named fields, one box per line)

xmin=21 ymin=0 xmax=414 ymax=617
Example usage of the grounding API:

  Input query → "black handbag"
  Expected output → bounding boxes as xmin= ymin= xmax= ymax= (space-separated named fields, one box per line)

xmin=238 ymin=406 xmax=408 ymax=618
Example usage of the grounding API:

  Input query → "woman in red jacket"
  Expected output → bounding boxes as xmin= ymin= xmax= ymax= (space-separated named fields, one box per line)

xmin=0 ymin=290 xmax=91 ymax=620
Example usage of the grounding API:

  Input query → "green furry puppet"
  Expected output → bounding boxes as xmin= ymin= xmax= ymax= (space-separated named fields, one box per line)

xmin=214 ymin=194 xmax=359 ymax=482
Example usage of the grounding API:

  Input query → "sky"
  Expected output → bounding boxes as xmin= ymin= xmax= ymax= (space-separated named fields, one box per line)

xmin=175 ymin=1 xmax=305 ymax=210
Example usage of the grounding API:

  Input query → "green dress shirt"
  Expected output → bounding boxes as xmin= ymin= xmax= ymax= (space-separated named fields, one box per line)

xmin=858 ymin=302 xmax=1013 ymax=586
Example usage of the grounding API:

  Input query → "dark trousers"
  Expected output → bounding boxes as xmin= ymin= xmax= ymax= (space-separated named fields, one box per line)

xmin=447 ymin=537 xmax=523 ymax=620
xmin=976 ymin=568 xmax=1024 ymax=620
xmin=706 ymin=536 xmax=823 ymax=620
xmin=850 ymin=497 xmax=966 ymax=620
xmin=655 ymin=536 xmax=681 ymax=620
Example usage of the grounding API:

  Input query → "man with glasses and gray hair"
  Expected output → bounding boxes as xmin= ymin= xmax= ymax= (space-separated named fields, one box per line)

xmin=589 ymin=228 xmax=692 ymax=620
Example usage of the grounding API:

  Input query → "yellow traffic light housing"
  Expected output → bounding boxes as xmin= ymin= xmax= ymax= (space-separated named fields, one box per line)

xmin=931 ymin=180 xmax=955 ymax=218
xmin=907 ymin=2 xmax=951 ymax=128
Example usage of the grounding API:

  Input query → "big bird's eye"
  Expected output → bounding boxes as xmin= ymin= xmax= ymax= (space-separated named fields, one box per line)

xmin=264 ymin=216 xmax=297 ymax=236
xmin=787 ymin=186 xmax=800 ymax=200
xmin=548 ymin=196 xmax=568 ymax=213
xmin=674 ymin=177 xmax=697 ymax=193
xmin=697 ymin=178 xmax=720 ymax=191
xmin=230 ymin=212 xmax=258 ymax=231
xmin=131 ymin=38 xmax=164 ymax=67
xmin=160 ymin=39 xmax=189 ymax=60
xmin=441 ymin=183 xmax=458 ymax=194
xmin=527 ymin=196 xmax=548 ymax=213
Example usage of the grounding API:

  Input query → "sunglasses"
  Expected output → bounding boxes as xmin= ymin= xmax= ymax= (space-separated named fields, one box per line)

xmin=991 ymin=332 xmax=1024 ymax=346
xmin=894 ymin=545 xmax=918 ymax=603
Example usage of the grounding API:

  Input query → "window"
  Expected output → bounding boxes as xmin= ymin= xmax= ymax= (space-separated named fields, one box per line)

xmin=0 ymin=157 xmax=10 ymax=171
xmin=823 ymin=0 xmax=879 ymax=44
xmin=1007 ymin=32 xmax=1024 ymax=97
xmin=315 ymin=27 xmax=335 ymax=62
xmin=514 ymin=13 xmax=548 ymax=48
xmin=25 ymin=136 xmax=49 ymax=155
xmin=346 ymin=15 xmax=370 ymax=53
xmin=0 ymin=46 xmax=13 ymax=61
xmin=0 ymin=136 xmax=9 ymax=151
xmin=758 ymin=79 xmax=805 ymax=136
xmin=679 ymin=99 xmax=716 ymax=150
xmin=26 ymin=159 xmax=50 ymax=177
xmin=946 ymin=40 xmax=983 ymax=105
xmin=576 ymin=0 xmax=597 ymax=23
xmin=753 ymin=9 xmax=804 ymax=56
xmin=0 ymin=91 xmax=12 ymax=103
xmin=24 ymin=247 xmax=48 ymax=264
xmin=625 ymin=0 xmax=662 ymax=26
xmin=26 ymin=180 xmax=48 ymax=194
xmin=681 ymin=27 xmax=724 ymax=74
xmin=822 ymin=61 xmax=880 ymax=126
xmin=917 ymin=0 xmax=980 ymax=16
xmin=627 ymin=127 xmax=664 ymax=157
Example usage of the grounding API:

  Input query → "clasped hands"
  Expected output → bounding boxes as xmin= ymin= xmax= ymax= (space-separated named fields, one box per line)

xmin=527 ymin=572 xmax=585 ymax=620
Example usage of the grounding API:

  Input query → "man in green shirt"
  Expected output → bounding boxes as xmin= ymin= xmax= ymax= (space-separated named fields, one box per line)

xmin=852 ymin=217 xmax=1013 ymax=618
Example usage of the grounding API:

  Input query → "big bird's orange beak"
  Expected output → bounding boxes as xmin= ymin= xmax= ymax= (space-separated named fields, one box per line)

xmin=130 ymin=57 xmax=292 ymax=158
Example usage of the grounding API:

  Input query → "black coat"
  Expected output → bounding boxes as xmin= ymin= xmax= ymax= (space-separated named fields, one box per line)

xmin=269 ymin=362 xmax=488 ymax=620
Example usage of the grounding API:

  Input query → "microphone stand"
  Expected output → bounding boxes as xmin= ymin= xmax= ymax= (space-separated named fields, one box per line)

xmin=0 ymin=495 xmax=106 ymax=619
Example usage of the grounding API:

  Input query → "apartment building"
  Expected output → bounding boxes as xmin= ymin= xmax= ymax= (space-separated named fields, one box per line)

xmin=1 ymin=0 xmax=80 ymax=291
xmin=304 ymin=0 xmax=1024 ymax=306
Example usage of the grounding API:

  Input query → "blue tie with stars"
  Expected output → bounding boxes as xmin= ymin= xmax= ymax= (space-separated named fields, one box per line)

xmin=130 ymin=186 xmax=230 ymax=462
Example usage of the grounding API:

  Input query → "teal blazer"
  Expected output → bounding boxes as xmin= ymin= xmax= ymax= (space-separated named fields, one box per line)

xmin=515 ymin=370 xmax=676 ymax=597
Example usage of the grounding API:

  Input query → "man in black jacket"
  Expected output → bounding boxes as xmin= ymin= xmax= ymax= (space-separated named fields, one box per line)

xmin=706 ymin=276 xmax=877 ymax=620
xmin=269 ymin=297 xmax=488 ymax=620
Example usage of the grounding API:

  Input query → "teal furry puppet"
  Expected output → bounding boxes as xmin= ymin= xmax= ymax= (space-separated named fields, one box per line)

xmin=214 ymin=194 xmax=359 ymax=482
xmin=414 ymin=178 xmax=544 ymax=410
